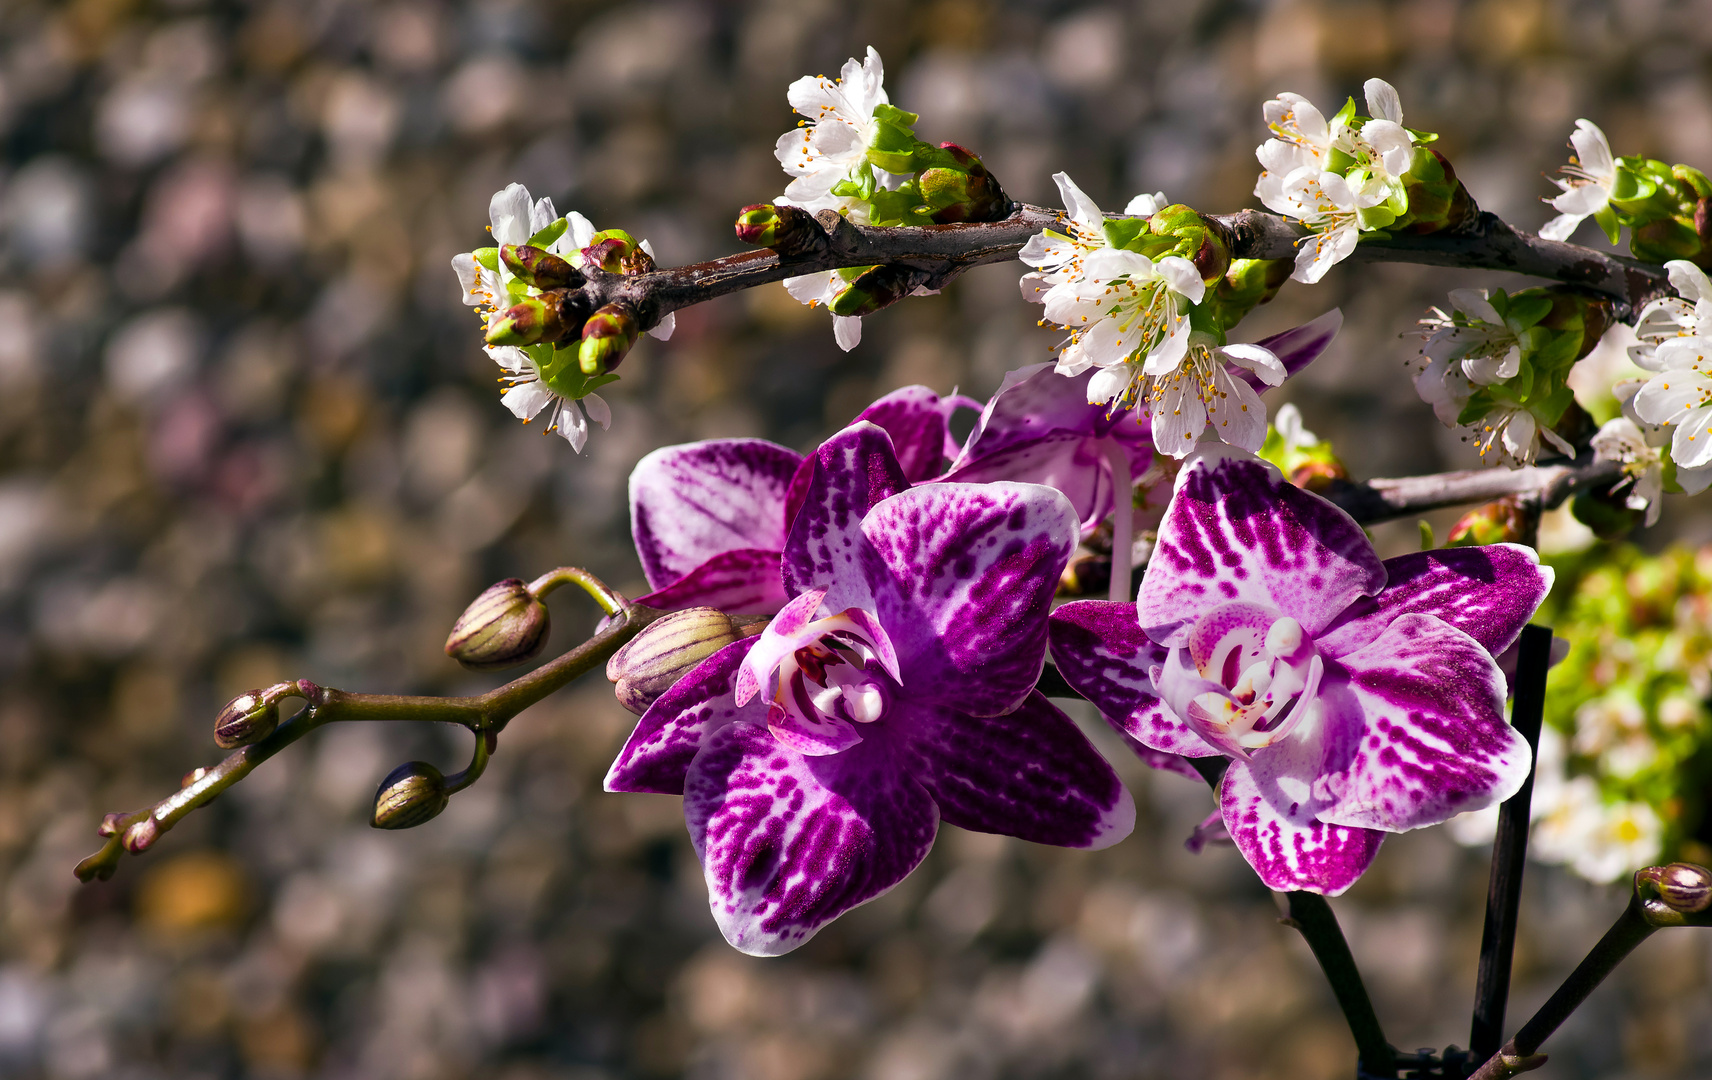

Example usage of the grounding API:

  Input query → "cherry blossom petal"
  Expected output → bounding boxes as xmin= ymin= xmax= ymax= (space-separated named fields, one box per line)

xmin=686 ymin=722 xmax=938 ymax=956
xmin=863 ymin=482 xmax=1079 ymax=716
xmin=1138 ymin=447 xmax=1386 ymax=647
xmin=1051 ymin=171 xmax=1106 ymax=231
xmin=605 ymin=638 xmax=764 ymax=795
xmin=1204 ymin=367 xmax=1269 ymax=452
xmin=630 ymin=439 xmax=803 ymax=590
xmin=1049 ymin=600 xmax=1220 ymax=757
xmin=900 ymin=693 xmax=1135 ymax=848
xmin=636 ymin=548 xmax=790 ymax=616
xmin=1220 ymin=759 xmax=1383 ymax=894
xmin=1314 ymin=615 xmax=1529 ymax=832
xmin=500 ymin=380 xmax=553 ymax=422
xmin=1363 ymin=79 xmax=1403 ymax=124
xmin=1315 ymin=545 xmax=1552 ymax=660
xmin=782 ymin=422 xmax=910 ymax=610
xmin=833 ymin=315 xmax=862 ymax=351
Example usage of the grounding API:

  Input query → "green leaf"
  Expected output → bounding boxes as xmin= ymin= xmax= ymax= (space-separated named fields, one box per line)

xmin=1532 ymin=383 xmax=1577 ymax=426
xmin=1506 ymin=293 xmax=1555 ymax=330
xmin=1102 ymin=217 xmax=1147 ymax=251
xmin=871 ymin=102 xmax=920 ymax=127
xmin=527 ymin=218 xmax=568 ymax=249
xmin=474 ymin=247 xmax=499 ymax=271
xmin=1331 ymin=96 xmax=1358 ymax=131
xmin=1595 ymin=204 xmax=1622 ymax=245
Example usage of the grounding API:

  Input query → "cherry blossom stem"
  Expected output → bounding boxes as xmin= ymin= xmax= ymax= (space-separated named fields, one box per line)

xmin=1328 ymin=453 xmax=1622 ymax=525
xmin=74 ymin=578 xmax=661 ymax=883
xmin=586 ymin=205 xmax=1669 ymax=337
xmin=1101 ymin=439 xmax=1134 ymax=602
xmin=1471 ymin=624 xmax=1554 ymax=1061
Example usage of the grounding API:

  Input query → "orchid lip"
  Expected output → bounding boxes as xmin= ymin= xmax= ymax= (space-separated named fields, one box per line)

xmin=1175 ymin=601 xmax=1324 ymax=753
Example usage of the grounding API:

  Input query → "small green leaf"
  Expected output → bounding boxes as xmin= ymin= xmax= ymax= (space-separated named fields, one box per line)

xmin=475 ymin=247 xmax=499 ymax=271
xmin=1102 ymin=217 xmax=1147 ymax=251
xmin=1595 ymin=204 xmax=1622 ymax=245
xmin=527 ymin=218 xmax=568 ymax=249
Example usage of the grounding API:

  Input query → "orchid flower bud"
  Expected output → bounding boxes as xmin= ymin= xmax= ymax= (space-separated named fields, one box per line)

xmin=607 ymin=608 xmax=759 ymax=715
xmin=213 ymin=682 xmax=301 ymax=748
xmin=828 ymin=264 xmax=922 ymax=318
xmin=445 ymin=578 xmax=550 ymax=671
xmin=577 ymin=304 xmax=641 ymax=376
xmin=371 ymin=761 xmax=450 ymax=830
xmin=1640 ymin=862 xmax=1712 ymax=913
xmin=501 ymin=244 xmax=583 ymax=289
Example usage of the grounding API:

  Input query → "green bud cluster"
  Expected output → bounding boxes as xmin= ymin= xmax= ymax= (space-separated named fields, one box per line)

xmin=1200 ymin=258 xmax=1292 ymax=336
xmin=827 ymin=264 xmax=923 ymax=318
xmin=1257 ymin=417 xmax=1347 ymax=493
xmin=1587 ymin=157 xmax=1712 ymax=267
xmin=577 ymin=303 xmax=641 ymax=376
xmin=1535 ymin=541 xmax=1712 ymax=868
xmin=1396 ymin=146 xmax=1477 ymax=234
xmin=1451 ymin=286 xmax=1611 ymax=441
xmin=828 ymin=105 xmax=1012 ymax=227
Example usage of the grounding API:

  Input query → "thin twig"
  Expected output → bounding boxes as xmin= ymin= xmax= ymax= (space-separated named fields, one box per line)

xmin=573 ymin=205 xmax=1670 ymax=336
xmin=1471 ymin=624 xmax=1554 ymax=1060
xmin=1327 ymin=453 xmax=1623 ymax=525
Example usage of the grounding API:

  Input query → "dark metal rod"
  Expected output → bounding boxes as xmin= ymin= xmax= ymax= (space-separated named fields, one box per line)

xmin=1470 ymin=623 xmax=1555 ymax=1059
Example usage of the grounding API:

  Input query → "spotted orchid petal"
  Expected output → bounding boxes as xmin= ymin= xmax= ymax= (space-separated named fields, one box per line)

xmin=1220 ymin=759 xmax=1384 ymax=894
xmin=686 ymin=722 xmax=939 ymax=956
xmin=854 ymin=385 xmax=980 ymax=484
xmin=860 ymin=481 xmax=1079 ymax=716
xmin=1048 ymin=600 xmax=1220 ymax=758
xmin=630 ymin=439 xmax=803 ymax=591
xmin=900 ymin=692 xmax=1135 ymax=848
xmin=635 ymin=548 xmax=790 ymax=615
xmin=782 ymin=422 xmax=911 ymax=610
xmin=605 ymin=638 xmax=765 ymax=795
xmin=1138 ymin=447 xmax=1386 ymax=648
xmin=1315 ymin=545 xmax=1553 ymax=661
xmin=1314 ymin=615 xmax=1529 ymax=832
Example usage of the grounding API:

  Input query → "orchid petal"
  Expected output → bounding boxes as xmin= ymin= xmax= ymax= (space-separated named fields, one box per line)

xmin=1220 ymin=758 xmax=1383 ymax=894
xmin=735 ymin=588 xmax=830 ymax=706
xmin=1315 ymin=545 xmax=1552 ymax=660
xmin=687 ymin=722 xmax=938 ymax=955
xmin=855 ymin=385 xmax=971 ymax=484
xmin=605 ymin=638 xmax=764 ymax=795
xmin=1228 ymin=309 xmax=1343 ymax=392
xmin=636 ymin=548 xmax=791 ymax=616
xmin=782 ymin=422 xmax=910 ymax=610
xmin=1138 ymin=447 xmax=1386 ymax=647
xmin=900 ymin=693 xmax=1135 ymax=848
xmin=630 ymin=439 xmax=802 ymax=590
xmin=863 ymin=482 xmax=1079 ymax=716
xmin=1314 ymin=615 xmax=1529 ymax=832
xmin=1048 ymin=600 xmax=1220 ymax=758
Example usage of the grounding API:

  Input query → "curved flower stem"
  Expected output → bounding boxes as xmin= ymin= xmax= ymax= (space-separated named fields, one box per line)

xmin=525 ymin=566 xmax=627 ymax=613
xmin=74 ymin=576 xmax=663 ymax=883
xmin=1287 ymin=892 xmax=1396 ymax=1078
xmin=1470 ymin=624 xmax=1554 ymax=1060
xmin=578 ymin=205 xmax=1669 ymax=337
xmin=1329 ymin=453 xmax=1622 ymax=526
xmin=1101 ymin=439 xmax=1134 ymax=603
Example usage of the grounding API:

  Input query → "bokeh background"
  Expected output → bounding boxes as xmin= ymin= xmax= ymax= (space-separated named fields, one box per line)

xmin=7 ymin=0 xmax=1712 ymax=1077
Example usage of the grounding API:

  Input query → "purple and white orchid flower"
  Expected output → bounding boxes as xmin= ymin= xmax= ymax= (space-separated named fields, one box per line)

xmin=1048 ymin=447 xmax=1549 ymax=894
xmin=608 ymin=422 xmax=1134 ymax=954
xmin=628 ymin=386 xmax=974 ymax=614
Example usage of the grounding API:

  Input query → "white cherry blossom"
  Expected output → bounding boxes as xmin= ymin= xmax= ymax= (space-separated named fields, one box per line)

xmin=1630 ymin=262 xmax=1712 ymax=475
xmin=1591 ymin=417 xmax=1665 ymax=524
xmin=774 ymin=47 xmax=890 ymax=217
xmin=1538 ymin=120 xmax=1616 ymax=243
xmin=489 ymin=345 xmax=612 ymax=453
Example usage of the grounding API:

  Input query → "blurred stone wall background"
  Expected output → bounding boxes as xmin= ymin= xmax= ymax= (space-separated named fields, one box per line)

xmin=6 ymin=0 xmax=1712 ymax=1077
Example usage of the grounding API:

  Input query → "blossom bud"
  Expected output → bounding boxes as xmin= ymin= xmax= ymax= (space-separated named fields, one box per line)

xmin=577 ymin=303 xmax=641 ymax=376
xmin=1640 ymin=862 xmax=1712 ymax=913
xmin=828 ymin=264 xmax=922 ymax=318
xmin=486 ymin=293 xmax=567 ymax=347
xmin=501 ymin=244 xmax=583 ymax=290
xmin=1146 ymin=205 xmax=1232 ymax=283
xmin=1447 ymin=497 xmax=1536 ymax=547
xmin=1572 ymin=485 xmax=1644 ymax=541
xmin=1631 ymin=216 xmax=1703 ymax=265
xmin=213 ymin=682 xmax=297 ymax=748
xmin=445 ymin=578 xmax=550 ymax=671
xmin=918 ymin=143 xmax=1010 ymax=224
xmin=122 ymin=816 xmax=162 ymax=853
xmin=581 ymin=229 xmax=654 ymax=275
xmin=607 ymin=607 xmax=751 ymax=715
xmin=1289 ymin=459 xmax=1348 ymax=492
xmin=1396 ymin=147 xmax=1477 ymax=234
xmin=735 ymin=203 xmax=824 ymax=257
xmin=371 ymin=761 xmax=450 ymax=830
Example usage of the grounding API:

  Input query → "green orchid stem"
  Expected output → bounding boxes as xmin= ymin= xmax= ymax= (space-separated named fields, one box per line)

xmin=74 ymin=574 xmax=662 ymax=884
xmin=526 ymin=566 xmax=628 ymax=615
xmin=1470 ymin=624 xmax=1554 ymax=1061
xmin=1182 ymin=755 xmax=1392 ymax=1075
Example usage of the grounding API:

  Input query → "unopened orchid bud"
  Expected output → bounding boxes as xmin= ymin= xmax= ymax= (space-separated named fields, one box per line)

xmin=578 ymin=304 xmax=641 ymax=376
xmin=486 ymin=293 xmax=566 ymax=347
xmin=213 ymin=682 xmax=298 ymax=748
xmin=828 ymin=264 xmax=921 ymax=318
xmin=918 ymin=143 xmax=1010 ymax=224
xmin=371 ymin=761 xmax=449 ymax=830
xmin=607 ymin=608 xmax=751 ymax=715
xmin=445 ymin=578 xmax=550 ymax=671
xmin=501 ymin=244 xmax=583 ymax=289
xmin=1447 ymin=497 xmax=1536 ymax=547
xmin=1641 ymin=862 xmax=1712 ymax=913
